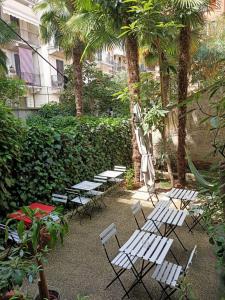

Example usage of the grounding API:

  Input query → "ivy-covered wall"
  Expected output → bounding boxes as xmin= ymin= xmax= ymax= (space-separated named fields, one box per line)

xmin=0 ymin=105 xmax=132 ymax=216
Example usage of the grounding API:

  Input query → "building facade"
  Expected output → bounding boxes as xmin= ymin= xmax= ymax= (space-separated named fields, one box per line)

xmin=0 ymin=0 xmax=69 ymax=108
xmin=0 ymin=0 xmax=224 ymax=109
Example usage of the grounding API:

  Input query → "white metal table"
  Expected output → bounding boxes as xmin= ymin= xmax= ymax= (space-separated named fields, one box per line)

xmin=147 ymin=204 xmax=188 ymax=251
xmin=98 ymin=170 xmax=123 ymax=178
xmin=167 ymin=188 xmax=199 ymax=209
xmin=71 ymin=180 xmax=102 ymax=191
xmin=119 ymin=229 xmax=174 ymax=299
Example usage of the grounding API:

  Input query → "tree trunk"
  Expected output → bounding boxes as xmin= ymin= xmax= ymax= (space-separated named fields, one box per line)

xmin=157 ymin=43 xmax=174 ymax=186
xmin=73 ymin=45 xmax=83 ymax=116
xmin=220 ymin=161 xmax=225 ymax=220
xmin=125 ymin=34 xmax=141 ymax=184
xmin=37 ymin=258 xmax=50 ymax=300
xmin=177 ymin=26 xmax=191 ymax=186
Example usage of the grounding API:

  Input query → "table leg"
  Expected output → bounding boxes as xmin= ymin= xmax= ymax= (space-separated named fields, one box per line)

xmin=165 ymin=225 xmax=187 ymax=251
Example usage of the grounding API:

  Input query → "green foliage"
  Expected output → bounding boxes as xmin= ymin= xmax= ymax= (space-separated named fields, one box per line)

xmin=0 ymin=78 xmax=26 ymax=106
xmin=33 ymin=102 xmax=75 ymax=119
xmin=124 ymin=169 xmax=135 ymax=190
xmin=4 ymin=208 xmax=68 ymax=298
xmin=0 ymin=21 xmax=17 ymax=73
xmin=0 ymin=103 xmax=24 ymax=211
xmin=60 ymin=62 xmax=129 ymax=117
xmin=178 ymin=276 xmax=197 ymax=300
xmin=0 ymin=104 xmax=132 ymax=215
xmin=0 ymin=257 xmax=38 ymax=295
xmin=142 ymin=103 xmax=169 ymax=134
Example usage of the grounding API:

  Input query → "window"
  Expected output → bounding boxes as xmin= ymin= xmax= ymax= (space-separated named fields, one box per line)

xmin=14 ymin=54 xmax=21 ymax=76
xmin=10 ymin=15 xmax=19 ymax=32
xmin=56 ymin=59 xmax=64 ymax=85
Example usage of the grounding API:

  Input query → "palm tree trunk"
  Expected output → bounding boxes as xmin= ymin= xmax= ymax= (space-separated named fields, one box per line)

xmin=73 ymin=45 xmax=83 ymax=116
xmin=125 ymin=34 xmax=141 ymax=184
xmin=157 ymin=42 xmax=174 ymax=186
xmin=177 ymin=26 xmax=191 ymax=186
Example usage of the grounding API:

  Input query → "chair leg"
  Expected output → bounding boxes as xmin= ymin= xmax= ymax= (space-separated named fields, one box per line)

xmin=158 ymin=283 xmax=173 ymax=300
xmin=106 ymin=265 xmax=130 ymax=299
xmin=148 ymin=195 xmax=155 ymax=207
xmin=170 ymin=198 xmax=178 ymax=209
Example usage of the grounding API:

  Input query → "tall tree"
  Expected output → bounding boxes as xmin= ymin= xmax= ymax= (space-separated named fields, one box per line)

xmin=35 ymin=0 xmax=84 ymax=116
xmin=172 ymin=0 xmax=213 ymax=186
xmin=123 ymin=0 xmax=177 ymax=185
xmin=0 ymin=20 xmax=17 ymax=74
xmin=68 ymin=0 xmax=142 ymax=182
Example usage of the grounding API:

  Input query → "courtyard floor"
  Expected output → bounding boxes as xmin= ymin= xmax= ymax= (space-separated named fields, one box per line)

xmin=27 ymin=188 xmax=219 ymax=300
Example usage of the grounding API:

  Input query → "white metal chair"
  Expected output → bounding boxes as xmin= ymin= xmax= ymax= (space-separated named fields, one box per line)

xmin=188 ymin=204 xmax=205 ymax=232
xmin=151 ymin=245 xmax=197 ymax=299
xmin=100 ymin=223 xmax=151 ymax=299
xmin=114 ymin=165 xmax=127 ymax=173
xmin=65 ymin=188 xmax=92 ymax=222
xmin=0 ymin=224 xmax=21 ymax=244
xmin=52 ymin=193 xmax=68 ymax=205
xmin=90 ymin=175 xmax=109 ymax=207
xmin=131 ymin=201 xmax=162 ymax=234
xmin=108 ymin=166 xmax=126 ymax=184
xmin=146 ymin=183 xmax=160 ymax=207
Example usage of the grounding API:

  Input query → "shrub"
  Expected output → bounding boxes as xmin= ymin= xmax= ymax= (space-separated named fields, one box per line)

xmin=0 ymin=78 xmax=26 ymax=105
xmin=0 ymin=107 xmax=132 ymax=215
xmin=125 ymin=168 xmax=135 ymax=190
xmin=0 ymin=103 xmax=24 ymax=211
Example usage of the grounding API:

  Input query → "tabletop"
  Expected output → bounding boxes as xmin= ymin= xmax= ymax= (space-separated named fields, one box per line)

xmin=167 ymin=188 xmax=198 ymax=202
xmin=8 ymin=202 xmax=55 ymax=224
xmin=119 ymin=230 xmax=173 ymax=265
xmin=98 ymin=170 xmax=123 ymax=178
xmin=71 ymin=180 xmax=102 ymax=191
xmin=147 ymin=204 xmax=188 ymax=227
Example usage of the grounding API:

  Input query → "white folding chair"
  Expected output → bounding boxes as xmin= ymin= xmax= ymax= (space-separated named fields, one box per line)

xmin=90 ymin=175 xmax=109 ymax=207
xmin=151 ymin=245 xmax=197 ymax=299
xmin=131 ymin=201 xmax=162 ymax=234
xmin=0 ymin=224 xmax=21 ymax=244
xmin=146 ymin=183 xmax=160 ymax=207
xmin=100 ymin=223 xmax=151 ymax=299
xmin=65 ymin=188 xmax=92 ymax=223
xmin=114 ymin=165 xmax=127 ymax=173
xmin=52 ymin=194 xmax=68 ymax=205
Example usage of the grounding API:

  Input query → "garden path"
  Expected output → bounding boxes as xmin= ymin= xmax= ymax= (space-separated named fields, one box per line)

xmin=27 ymin=188 xmax=219 ymax=300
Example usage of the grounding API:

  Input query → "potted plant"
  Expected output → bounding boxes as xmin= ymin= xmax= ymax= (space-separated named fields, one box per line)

xmin=7 ymin=206 xmax=68 ymax=300
xmin=0 ymin=254 xmax=38 ymax=300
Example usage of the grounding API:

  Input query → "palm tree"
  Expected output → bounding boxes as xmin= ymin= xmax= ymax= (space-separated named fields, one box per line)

xmin=35 ymin=0 xmax=85 ymax=116
xmin=171 ymin=0 xmax=213 ymax=186
xmin=123 ymin=0 xmax=177 ymax=185
xmin=68 ymin=0 xmax=142 ymax=182
xmin=0 ymin=20 xmax=16 ymax=74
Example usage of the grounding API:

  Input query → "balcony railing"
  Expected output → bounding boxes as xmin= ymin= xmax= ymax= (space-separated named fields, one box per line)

xmin=20 ymin=72 xmax=41 ymax=86
xmin=13 ymin=28 xmax=40 ymax=46
xmin=51 ymin=75 xmax=64 ymax=88
xmin=20 ymin=29 xmax=40 ymax=46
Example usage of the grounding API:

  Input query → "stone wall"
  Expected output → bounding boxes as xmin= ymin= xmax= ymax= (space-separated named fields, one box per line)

xmin=153 ymin=96 xmax=225 ymax=168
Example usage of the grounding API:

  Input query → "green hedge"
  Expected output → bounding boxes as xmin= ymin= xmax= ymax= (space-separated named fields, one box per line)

xmin=0 ymin=105 xmax=132 ymax=215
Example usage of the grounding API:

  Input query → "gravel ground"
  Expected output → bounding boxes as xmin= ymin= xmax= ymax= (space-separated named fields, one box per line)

xmin=26 ymin=188 xmax=219 ymax=300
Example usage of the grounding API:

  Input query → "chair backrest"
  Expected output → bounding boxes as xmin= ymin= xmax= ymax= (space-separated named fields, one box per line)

xmin=0 ymin=224 xmax=20 ymax=244
xmin=185 ymin=245 xmax=197 ymax=272
xmin=94 ymin=175 xmax=108 ymax=183
xmin=114 ymin=165 xmax=126 ymax=172
xmin=146 ymin=183 xmax=155 ymax=194
xmin=131 ymin=201 xmax=142 ymax=216
xmin=52 ymin=193 xmax=68 ymax=204
xmin=99 ymin=223 xmax=117 ymax=245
